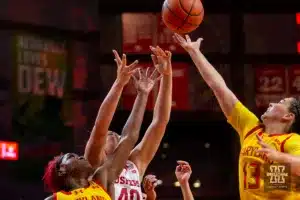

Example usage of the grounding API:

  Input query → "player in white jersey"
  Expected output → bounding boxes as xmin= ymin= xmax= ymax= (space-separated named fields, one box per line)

xmin=85 ymin=47 xmax=173 ymax=200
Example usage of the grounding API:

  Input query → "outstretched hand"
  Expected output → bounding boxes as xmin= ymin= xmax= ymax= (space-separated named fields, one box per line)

xmin=173 ymin=33 xmax=203 ymax=52
xmin=132 ymin=67 xmax=160 ymax=94
xmin=150 ymin=46 xmax=172 ymax=76
xmin=175 ymin=160 xmax=192 ymax=184
xmin=113 ymin=50 xmax=139 ymax=86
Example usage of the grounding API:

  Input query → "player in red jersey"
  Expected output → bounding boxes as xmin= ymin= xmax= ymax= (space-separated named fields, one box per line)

xmin=142 ymin=161 xmax=194 ymax=200
xmin=174 ymin=33 xmax=300 ymax=199
xmin=84 ymin=46 xmax=173 ymax=200
xmin=43 ymin=53 xmax=158 ymax=200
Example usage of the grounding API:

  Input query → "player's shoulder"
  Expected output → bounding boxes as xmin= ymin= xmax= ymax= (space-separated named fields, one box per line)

xmin=287 ymin=133 xmax=300 ymax=142
xmin=44 ymin=195 xmax=54 ymax=200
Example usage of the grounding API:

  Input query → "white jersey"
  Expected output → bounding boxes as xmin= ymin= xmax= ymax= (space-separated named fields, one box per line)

xmin=114 ymin=160 xmax=143 ymax=200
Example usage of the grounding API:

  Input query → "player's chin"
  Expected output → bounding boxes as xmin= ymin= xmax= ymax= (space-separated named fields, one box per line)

xmin=79 ymin=160 xmax=92 ymax=169
xmin=260 ymin=113 xmax=267 ymax=121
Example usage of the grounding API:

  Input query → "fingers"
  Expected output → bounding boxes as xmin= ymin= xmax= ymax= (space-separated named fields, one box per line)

xmin=143 ymin=175 xmax=158 ymax=190
xmin=138 ymin=68 xmax=142 ymax=80
xmin=184 ymin=164 xmax=192 ymax=172
xmin=173 ymin=33 xmax=185 ymax=44
xmin=177 ymin=160 xmax=189 ymax=165
xmin=127 ymin=60 xmax=139 ymax=71
xmin=196 ymin=38 xmax=203 ymax=44
xmin=132 ymin=72 xmax=138 ymax=83
xmin=112 ymin=50 xmax=122 ymax=65
xmin=154 ymin=75 xmax=162 ymax=83
xmin=150 ymin=46 xmax=166 ymax=57
xmin=151 ymin=54 xmax=158 ymax=66
xmin=155 ymin=46 xmax=166 ymax=56
xmin=176 ymin=161 xmax=191 ymax=174
xmin=121 ymin=54 xmax=127 ymax=68
xmin=145 ymin=67 xmax=150 ymax=77
xmin=256 ymin=148 xmax=270 ymax=155
xmin=256 ymin=134 xmax=272 ymax=149
xmin=175 ymin=165 xmax=181 ymax=172
xmin=165 ymin=50 xmax=172 ymax=58
xmin=256 ymin=134 xmax=262 ymax=142
xmin=185 ymin=34 xmax=191 ymax=43
xmin=150 ymin=68 xmax=158 ymax=79
xmin=150 ymin=46 xmax=158 ymax=55
xmin=258 ymin=140 xmax=271 ymax=149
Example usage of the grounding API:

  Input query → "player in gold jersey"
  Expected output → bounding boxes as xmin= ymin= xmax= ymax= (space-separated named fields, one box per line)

xmin=174 ymin=33 xmax=300 ymax=199
xmin=43 ymin=53 xmax=159 ymax=200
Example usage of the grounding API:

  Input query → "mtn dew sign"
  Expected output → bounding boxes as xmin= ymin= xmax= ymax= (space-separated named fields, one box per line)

xmin=12 ymin=33 xmax=72 ymax=144
xmin=15 ymin=34 xmax=67 ymax=97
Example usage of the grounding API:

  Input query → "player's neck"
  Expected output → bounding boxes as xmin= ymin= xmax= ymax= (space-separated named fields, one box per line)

xmin=67 ymin=177 xmax=90 ymax=190
xmin=264 ymin=120 xmax=288 ymax=134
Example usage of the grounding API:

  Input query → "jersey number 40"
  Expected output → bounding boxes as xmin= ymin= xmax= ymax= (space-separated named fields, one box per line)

xmin=118 ymin=188 xmax=141 ymax=200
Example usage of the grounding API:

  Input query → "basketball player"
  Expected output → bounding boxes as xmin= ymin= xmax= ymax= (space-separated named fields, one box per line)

xmin=85 ymin=46 xmax=173 ymax=200
xmin=142 ymin=161 xmax=194 ymax=200
xmin=43 ymin=54 xmax=158 ymax=200
xmin=173 ymin=33 xmax=300 ymax=199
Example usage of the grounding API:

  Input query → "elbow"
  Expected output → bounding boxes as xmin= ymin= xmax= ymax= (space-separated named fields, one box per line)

xmin=209 ymin=80 xmax=227 ymax=93
xmin=208 ymin=79 xmax=226 ymax=90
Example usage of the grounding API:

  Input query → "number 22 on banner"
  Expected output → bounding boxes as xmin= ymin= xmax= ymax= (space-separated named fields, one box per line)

xmin=258 ymin=76 xmax=283 ymax=93
xmin=118 ymin=188 xmax=140 ymax=200
xmin=243 ymin=162 xmax=260 ymax=189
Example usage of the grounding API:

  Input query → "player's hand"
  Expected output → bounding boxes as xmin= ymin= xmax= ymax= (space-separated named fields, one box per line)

xmin=256 ymin=134 xmax=281 ymax=162
xmin=132 ymin=68 xmax=160 ymax=94
xmin=143 ymin=174 xmax=158 ymax=200
xmin=173 ymin=33 xmax=203 ymax=52
xmin=150 ymin=46 xmax=172 ymax=76
xmin=113 ymin=50 xmax=139 ymax=86
xmin=175 ymin=160 xmax=192 ymax=184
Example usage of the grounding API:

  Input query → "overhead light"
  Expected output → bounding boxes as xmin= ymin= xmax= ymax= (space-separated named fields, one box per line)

xmin=157 ymin=179 xmax=163 ymax=185
xmin=193 ymin=180 xmax=201 ymax=188
xmin=161 ymin=153 xmax=167 ymax=159
xmin=174 ymin=181 xmax=180 ymax=187
xmin=162 ymin=142 xmax=169 ymax=148
xmin=204 ymin=142 xmax=210 ymax=148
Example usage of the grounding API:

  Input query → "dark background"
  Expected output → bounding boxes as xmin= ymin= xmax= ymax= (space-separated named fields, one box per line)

xmin=0 ymin=0 xmax=299 ymax=199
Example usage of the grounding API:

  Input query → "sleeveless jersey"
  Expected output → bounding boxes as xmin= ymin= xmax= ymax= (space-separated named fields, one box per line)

xmin=114 ymin=160 xmax=143 ymax=200
xmin=54 ymin=181 xmax=111 ymax=200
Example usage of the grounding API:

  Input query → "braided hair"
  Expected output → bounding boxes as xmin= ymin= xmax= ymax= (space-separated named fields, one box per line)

xmin=288 ymin=98 xmax=300 ymax=134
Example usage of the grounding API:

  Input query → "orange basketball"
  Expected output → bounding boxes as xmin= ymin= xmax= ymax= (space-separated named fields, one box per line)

xmin=162 ymin=0 xmax=204 ymax=34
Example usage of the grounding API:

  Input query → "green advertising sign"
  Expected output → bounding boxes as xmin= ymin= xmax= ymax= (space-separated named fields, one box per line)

xmin=12 ymin=33 xmax=72 ymax=145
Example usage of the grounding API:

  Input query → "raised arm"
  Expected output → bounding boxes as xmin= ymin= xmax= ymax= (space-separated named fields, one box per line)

xmin=84 ymin=51 xmax=138 ymax=167
xmin=93 ymin=68 xmax=159 ymax=189
xmin=129 ymin=47 xmax=172 ymax=176
xmin=173 ymin=34 xmax=237 ymax=118
xmin=175 ymin=161 xmax=194 ymax=200
xmin=173 ymin=34 xmax=260 ymax=140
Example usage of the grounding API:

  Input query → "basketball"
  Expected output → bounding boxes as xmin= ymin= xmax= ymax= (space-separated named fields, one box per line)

xmin=162 ymin=0 xmax=204 ymax=34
